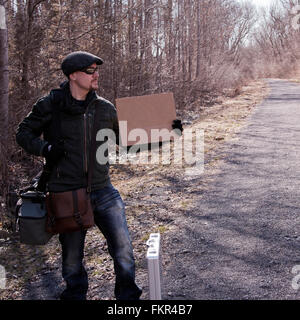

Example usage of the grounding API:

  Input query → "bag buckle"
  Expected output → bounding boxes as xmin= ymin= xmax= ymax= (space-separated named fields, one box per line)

xmin=73 ymin=212 xmax=83 ymax=227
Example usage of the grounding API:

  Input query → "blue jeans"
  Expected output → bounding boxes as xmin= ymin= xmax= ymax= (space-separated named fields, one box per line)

xmin=58 ymin=184 xmax=142 ymax=300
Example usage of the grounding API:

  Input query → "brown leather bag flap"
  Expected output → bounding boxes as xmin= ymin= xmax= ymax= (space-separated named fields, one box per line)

xmin=46 ymin=188 xmax=89 ymax=219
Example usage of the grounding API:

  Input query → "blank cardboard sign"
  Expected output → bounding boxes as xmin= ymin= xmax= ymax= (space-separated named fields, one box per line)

xmin=115 ymin=92 xmax=177 ymax=146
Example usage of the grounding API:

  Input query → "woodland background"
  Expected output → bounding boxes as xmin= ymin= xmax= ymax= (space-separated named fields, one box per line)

xmin=0 ymin=0 xmax=300 ymax=227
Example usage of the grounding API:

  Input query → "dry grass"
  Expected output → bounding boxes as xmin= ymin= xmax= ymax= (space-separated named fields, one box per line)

xmin=282 ymin=67 xmax=300 ymax=84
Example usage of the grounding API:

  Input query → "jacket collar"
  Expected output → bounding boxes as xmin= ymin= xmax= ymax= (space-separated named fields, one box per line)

xmin=59 ymin=81 xmax=97 ymax=115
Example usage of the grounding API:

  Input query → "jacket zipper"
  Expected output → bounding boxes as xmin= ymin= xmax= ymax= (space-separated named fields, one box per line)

xmin=84 ymin=102 xmax=93 ymax=176
xmin=83 ymin=113 xmax=88 ymax=174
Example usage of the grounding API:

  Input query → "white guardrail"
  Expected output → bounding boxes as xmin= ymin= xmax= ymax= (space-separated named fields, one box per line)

xmin=146 ymin=233 xmax=162 ymax=300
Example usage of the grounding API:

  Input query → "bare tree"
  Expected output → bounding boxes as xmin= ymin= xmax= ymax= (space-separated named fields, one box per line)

xmin=252 ymin=0 xmax=300 ymax=78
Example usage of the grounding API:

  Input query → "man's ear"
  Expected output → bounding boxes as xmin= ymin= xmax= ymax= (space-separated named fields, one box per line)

xmin=69 ymin=72 xmax=77 ymax=81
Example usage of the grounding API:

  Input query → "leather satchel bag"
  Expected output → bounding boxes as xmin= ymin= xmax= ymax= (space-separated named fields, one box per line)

xmin=45 ymin=104 xmax=100 ymax=235
xmin=45 ymin=188 xmax=94 ymax=234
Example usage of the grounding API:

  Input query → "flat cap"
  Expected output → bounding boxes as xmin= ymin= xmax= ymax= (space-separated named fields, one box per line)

xmin=61 ymin=51 xmax=103 ymax=76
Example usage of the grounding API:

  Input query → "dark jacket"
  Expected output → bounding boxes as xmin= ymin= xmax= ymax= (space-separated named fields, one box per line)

xmin=16 ymin=81 xmax=119 ymax=192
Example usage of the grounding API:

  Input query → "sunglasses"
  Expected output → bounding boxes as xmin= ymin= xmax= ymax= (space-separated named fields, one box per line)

xmin=80 ymin=67 xmax=99 ymax=75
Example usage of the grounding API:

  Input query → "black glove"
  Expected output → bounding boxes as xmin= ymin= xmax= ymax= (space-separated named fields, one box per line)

xmin=172 ymin=119 xmax=183 ymax=135
xmin=36 ymin=165 xmax=52 ymax=192
xmin=42 ymin=140 xmax=66 ymax=165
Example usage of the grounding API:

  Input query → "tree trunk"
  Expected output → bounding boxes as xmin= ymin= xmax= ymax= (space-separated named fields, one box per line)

xmin=196 ymin=0 xmax=201 ymax=78
xmin=128 ymin=0 xmax=134 ymax=95
xmin=0 ymin=2 xmax=9 ymax=197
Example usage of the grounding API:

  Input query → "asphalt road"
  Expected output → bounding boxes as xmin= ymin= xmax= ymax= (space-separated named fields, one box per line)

xmin=163 ymin=79 xmax=300 ymax=300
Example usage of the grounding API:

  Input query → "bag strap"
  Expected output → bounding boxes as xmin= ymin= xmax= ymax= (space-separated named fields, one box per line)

xmin=50 ymin=89 xmax=64 ymax=145
xmin=87 ymin=105 xmax=101 ymax=193
xmin=72 ymin=190 xmax=83 ymax=226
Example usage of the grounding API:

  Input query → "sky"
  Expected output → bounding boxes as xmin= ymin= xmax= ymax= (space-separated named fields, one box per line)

xmin=249 ymin=0 xmax=274 ymax=8
xmin=236 ymin=0 xmax=278 ymax=9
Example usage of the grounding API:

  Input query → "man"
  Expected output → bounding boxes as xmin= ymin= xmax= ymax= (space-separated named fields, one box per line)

xmin=16 ymin=51 xmax=142 ymax=300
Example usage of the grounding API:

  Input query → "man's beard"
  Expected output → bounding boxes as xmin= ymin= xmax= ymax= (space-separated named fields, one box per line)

xmin=91 ymin=80 xmax=99 ymax=90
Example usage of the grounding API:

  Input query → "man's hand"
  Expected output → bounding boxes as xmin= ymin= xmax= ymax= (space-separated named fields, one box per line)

xmin=172 ymin=119 xmax=183 ymax=135
xmin=42 ymin=140 xmax=66 ymax=164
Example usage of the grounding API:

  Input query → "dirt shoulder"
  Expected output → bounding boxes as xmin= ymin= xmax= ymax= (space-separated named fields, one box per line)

xmin=0 ymin=80 xmax=269 ymax=300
